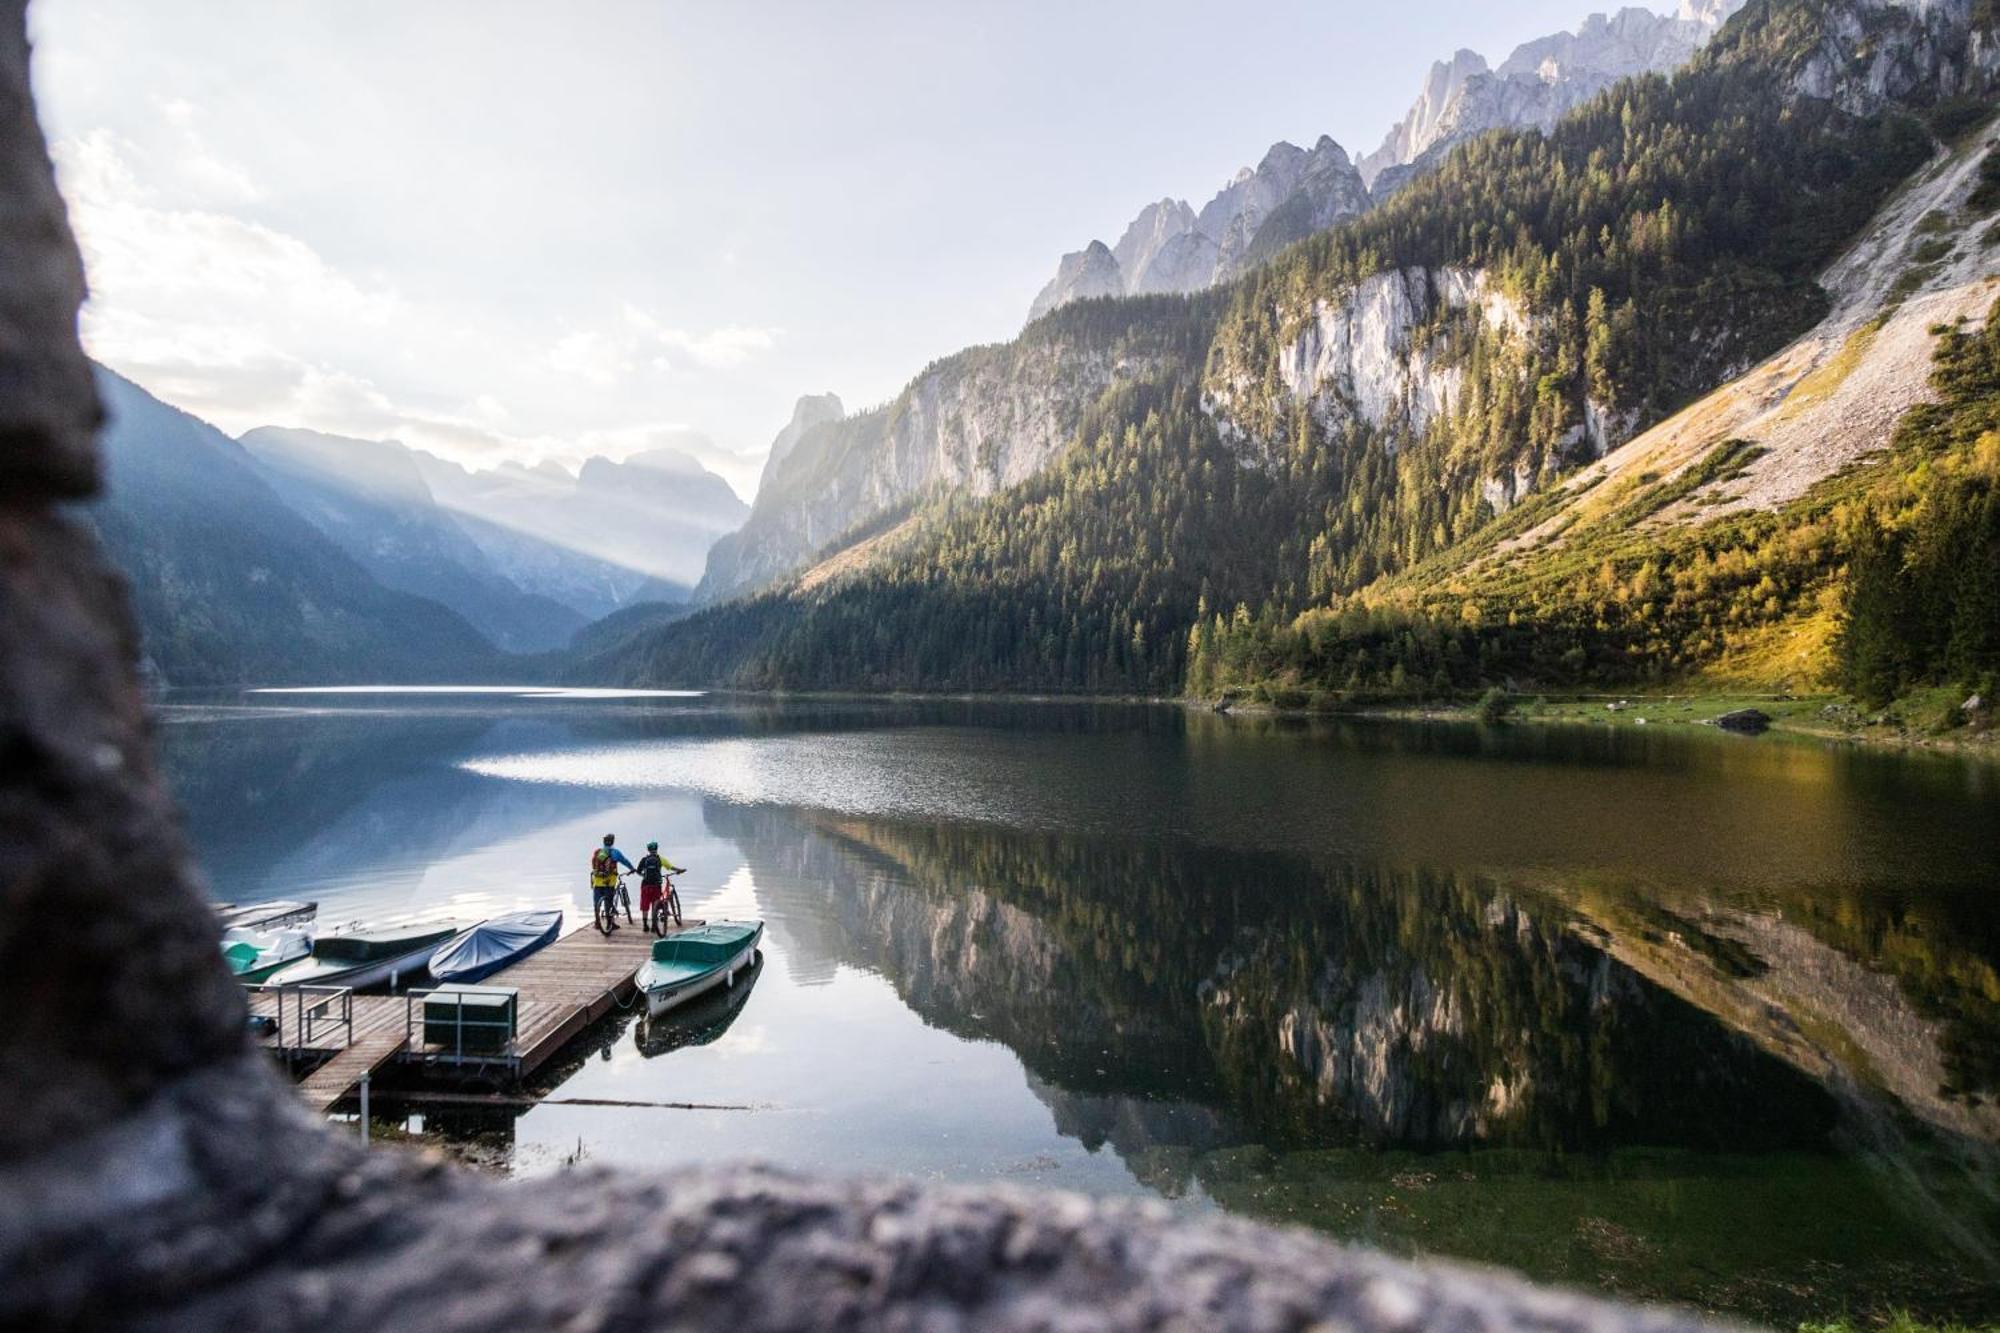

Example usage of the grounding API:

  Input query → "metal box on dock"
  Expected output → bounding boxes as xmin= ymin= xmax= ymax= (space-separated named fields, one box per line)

xmin=422 ymin=985 xmax=518 ymax=1056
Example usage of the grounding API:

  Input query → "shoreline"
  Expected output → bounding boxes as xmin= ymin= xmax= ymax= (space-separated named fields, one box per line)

xmin=146 ymin=680 xmax=1998 ymax=758
xmin=1198 ymin=690 xmax=1999 ymax=757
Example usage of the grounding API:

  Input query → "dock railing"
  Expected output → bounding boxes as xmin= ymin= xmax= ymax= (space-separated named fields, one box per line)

xmin=405 ymin=986 xmax=520 ymax=1069
xmin=244 ymin=983 xmax=354 ymax=1055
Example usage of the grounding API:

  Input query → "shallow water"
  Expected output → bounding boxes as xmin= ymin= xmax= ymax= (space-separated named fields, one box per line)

xmin=158 ymin=690 xmax=2000 ymax=1323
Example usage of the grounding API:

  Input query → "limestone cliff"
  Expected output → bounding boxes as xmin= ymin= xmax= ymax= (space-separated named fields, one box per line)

xmin=698 ymin=298 xmax=1211 ymax=602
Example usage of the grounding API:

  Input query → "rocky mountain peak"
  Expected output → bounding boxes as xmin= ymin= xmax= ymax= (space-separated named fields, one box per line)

xmin=1256 ymin=140 xmax=1307 ymax=174
xmin=1028 ymin=239 xmax=1125 ymax=323
xmin=1358 ymin=2 xmax=1746 ymax=193
xmin=1028 ymin=136 xmax=1367 ymax=320
xmin=761 ymin=392 xmax=846 ymax=488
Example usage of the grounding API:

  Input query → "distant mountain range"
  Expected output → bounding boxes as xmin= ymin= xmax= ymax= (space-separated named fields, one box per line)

xmin=85 ymin=371 xmax=747 ymax=683
xmin=83 ymin=369 xmax=498 ymax=686
xmin=413 ymin=443 xmax=747 ymax=597
xmin=1024 ymin=1 xmax=1746 ymax=324
xmin=239 ymin=426 xmax=591 ymax=653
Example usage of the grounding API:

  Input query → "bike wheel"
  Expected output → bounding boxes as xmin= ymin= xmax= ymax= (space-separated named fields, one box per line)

xmin=620 ymin=885 xmax=633 ymax=923
xmin=667 ymin=887 xmax=682 ymax=929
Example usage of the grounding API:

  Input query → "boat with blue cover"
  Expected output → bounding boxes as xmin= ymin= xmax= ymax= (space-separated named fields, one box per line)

xmin=429 ymin=909 xmax=563 ymax=983
xmin=636 ymin=920 xmax=763 ymax=1018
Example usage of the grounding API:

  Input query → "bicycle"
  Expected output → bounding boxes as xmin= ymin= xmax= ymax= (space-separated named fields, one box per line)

xmin=646 ymin=871 xmax=684 ymax=934
xmin=594 ymin=872 xmax=631 ymax=935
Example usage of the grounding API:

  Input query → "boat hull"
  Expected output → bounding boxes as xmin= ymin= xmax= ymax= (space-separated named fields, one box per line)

xmin=216 ymin=899 xmax=318 ymax=932
xmin=640 ymin=924 xmax=762 ymax=1020
xmin=233 ymin=948 xmax=310 ymax=984
xmin=265 ymin=940 xmax=446 ymax=991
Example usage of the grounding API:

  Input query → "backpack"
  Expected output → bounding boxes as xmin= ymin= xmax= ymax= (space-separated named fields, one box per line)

xmin=591 ymin=847 xmax=613 ymax=879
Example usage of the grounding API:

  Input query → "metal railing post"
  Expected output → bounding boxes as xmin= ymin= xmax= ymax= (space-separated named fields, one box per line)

xmin=359 ymin=1073 xmax=370 ymax=1144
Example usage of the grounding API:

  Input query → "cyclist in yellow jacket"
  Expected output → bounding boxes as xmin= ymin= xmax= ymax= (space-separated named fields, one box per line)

xmin=590 ymin=833 xmax=635 ymax=933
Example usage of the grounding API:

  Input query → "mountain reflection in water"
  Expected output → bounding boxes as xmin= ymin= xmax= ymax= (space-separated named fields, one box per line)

xmin=156 ymin=693 xmax=2000 ymax=1324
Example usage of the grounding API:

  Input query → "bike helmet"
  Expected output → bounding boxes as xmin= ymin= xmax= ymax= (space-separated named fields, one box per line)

xmin=603 ymin=833 xmax=615 ymax=846
xmin=647 ymin=841 xmax=658 ymax=851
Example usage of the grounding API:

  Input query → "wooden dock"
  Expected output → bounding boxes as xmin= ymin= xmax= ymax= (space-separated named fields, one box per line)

xmin=296 ymin=1025 xmax=406 ymax=1113
xmin=249 ymin=921 xmax=689 ymax=1113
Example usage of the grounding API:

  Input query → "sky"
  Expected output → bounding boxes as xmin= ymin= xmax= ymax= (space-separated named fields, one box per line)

xmin=30 ymin=0 xmax=1609 ymax=501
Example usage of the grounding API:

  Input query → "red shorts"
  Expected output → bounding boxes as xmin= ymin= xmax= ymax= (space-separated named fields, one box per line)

xmin=639 ymin=883 xmax=663 ymax=914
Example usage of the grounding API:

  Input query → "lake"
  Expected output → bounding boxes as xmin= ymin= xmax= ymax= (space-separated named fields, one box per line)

xmin=158 ymin=689 xmax=2000 ymax=1325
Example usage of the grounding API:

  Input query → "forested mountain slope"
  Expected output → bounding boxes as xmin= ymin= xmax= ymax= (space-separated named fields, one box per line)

xmin=696 ymin=296 xmax=1216 ymax=602
xmin=82 ymin=370 xmax=498 ymax=687
xmin=596 ymin=0 xmax=1999 ymax=705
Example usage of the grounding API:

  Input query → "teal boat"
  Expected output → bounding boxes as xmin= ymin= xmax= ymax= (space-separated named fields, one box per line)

xmin=636 ymin=920 xmax=763 ymax=1018
xmin=636 ymin=953 xmax=763 ymax=1057
xmin=221 ymin=925 xmax=312 ymax=983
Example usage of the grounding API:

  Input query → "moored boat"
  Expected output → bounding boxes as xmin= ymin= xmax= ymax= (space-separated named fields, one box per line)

xmin=636 ymin=920 xmax=763 ymax=1019
xmin=635 ymin=951 xmax=762 ymax=1057
xmin=429 ymin=909 xmax=564 ymax=984
xmin=264 ymin=920 xmax=463 ymax=990
xmin=221 ymin=925 xmax=312 ymax=983
xmin=215 ymin=898 xmax=318 ymax=932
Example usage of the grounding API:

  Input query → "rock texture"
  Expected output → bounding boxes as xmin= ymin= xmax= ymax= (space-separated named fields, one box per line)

xmin=1204 ymin=266 xmax=1544 ymax=461
xmin=1357 ymin=2 xmax=1748 ymax=197
xmin=0 ymin=4 xmax=96 ymax=498
xmin=1789 ymin=0 xmax=2000 ymax=111
xmin=1028 ymin=136 xmax=1369 ymax=320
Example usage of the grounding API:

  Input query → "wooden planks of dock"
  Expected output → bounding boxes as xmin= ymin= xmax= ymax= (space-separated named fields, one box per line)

xmin=297 ymin=1026 xmax=406 ymax=1113
xmin=258 ymin=921 xmax=691 ymax=1114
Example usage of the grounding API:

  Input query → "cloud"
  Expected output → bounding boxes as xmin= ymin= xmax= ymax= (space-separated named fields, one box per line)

xmin=56 ymin=126 xmax=404 ymax=412
xmin=545 ymin=307 xmax=783 ymax=383
xmin=623 ymin=305 xmax=782 ymax=370
xmin=50 ymin=124 xmax=779 ymax=495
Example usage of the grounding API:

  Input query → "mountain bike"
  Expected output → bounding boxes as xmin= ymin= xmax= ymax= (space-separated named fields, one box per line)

xmin=646 ymin=871 xmax=684 ymax=934
xmin=594 ymin=872 xmax=633 ymax=935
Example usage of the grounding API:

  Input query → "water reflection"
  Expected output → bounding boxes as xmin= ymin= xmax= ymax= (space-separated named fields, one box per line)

xmin=154 ymin=693 xmax=2000 ymax=1322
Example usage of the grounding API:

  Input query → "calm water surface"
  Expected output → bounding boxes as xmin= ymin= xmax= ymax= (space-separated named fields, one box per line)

xmin=157 ymin=690 xmax=2000 ymax=1324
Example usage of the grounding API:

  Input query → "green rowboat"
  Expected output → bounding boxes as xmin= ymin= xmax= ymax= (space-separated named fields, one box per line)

xmin=636 ymin=920 xmax=763 ymax=1018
